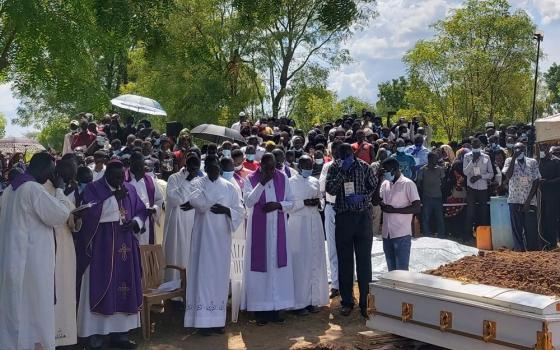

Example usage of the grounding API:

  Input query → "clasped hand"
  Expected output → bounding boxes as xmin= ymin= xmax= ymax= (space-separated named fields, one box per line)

xmin=211 ymin=203 xmax=230 ymax=216
xmin=180 ymin=202 xmax=194 ymax=211
xmin=262 ymin=202 xmax=282 ymax=213
xmin=380 ymin=202 xmax=396 ymax=213
xmin=304 ymin=198 xmax=321 ymax=207
xmin=121 ymin=219 xmax=140 ymax=233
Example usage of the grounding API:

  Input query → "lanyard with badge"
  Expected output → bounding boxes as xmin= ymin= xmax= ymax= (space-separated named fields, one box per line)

xmin=516 ymin=160 xmax=530 ymax=187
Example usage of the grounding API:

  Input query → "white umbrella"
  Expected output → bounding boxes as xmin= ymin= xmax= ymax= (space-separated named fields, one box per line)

xmin=110 ymin=94 xmax=167 ymax=116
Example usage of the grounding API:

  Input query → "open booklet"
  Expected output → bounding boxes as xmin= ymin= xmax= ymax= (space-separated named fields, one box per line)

xmin=71 ymin=202 xmax=96 ymax=215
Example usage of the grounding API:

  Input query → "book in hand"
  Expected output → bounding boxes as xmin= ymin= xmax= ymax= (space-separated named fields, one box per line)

xmin=71 ymin=202 xmax=96 ymax=215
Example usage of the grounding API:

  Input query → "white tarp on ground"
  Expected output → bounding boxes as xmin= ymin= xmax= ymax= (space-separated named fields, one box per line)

xmin=326 ymin=237 xmax=478 ymax=283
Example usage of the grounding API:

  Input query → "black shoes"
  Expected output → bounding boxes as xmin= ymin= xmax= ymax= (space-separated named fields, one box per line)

xmin=360 ymin=307 xmax=369 ymax=319
xmin=197 ymin=327 xmax=226 ymax=336
xmin=306 ymin=305 xmax=320 ymax=314
xmin=329 ymin=288 xmax=340 ymax=299
xmin=339 ymin=305 xmax=353 ymax=316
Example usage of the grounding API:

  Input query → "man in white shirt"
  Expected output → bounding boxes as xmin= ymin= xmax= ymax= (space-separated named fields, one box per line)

xmin=379 ymin=158 xmax=421 ymax=271
xmin=231 ymin=111 xmax=247 ymax=131
xmin=90 ymin=150 xmax=107 ymax=181
xmin=62 ymin=120 xmax=80 ymax=155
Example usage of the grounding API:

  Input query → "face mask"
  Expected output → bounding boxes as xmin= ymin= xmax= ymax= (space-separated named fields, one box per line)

xmin=246 ymin=154 xmax=255 ymax=161
xmin=301 ymin=169 xmax=313 ymax=178
xmin=78 ymin=183 xmax=87 ymax=193
xmin=383 ymin=171 xmax=395 ymax=182
xmin=472 ymin=148 xmax=481 ymax=154
xmin=397 ymin=147 xmax=406 ymax=153
xmin=386 ymin=150 xmax=392 ymax=157
xmin=506 ymin=143 xmax=514 ymax=149
xmin=222 ymin=150 xmax=231 ymax=158
xmin=540 ymin=151 xmax=546 ymax=159
xmin=221 ymin=171 xmax=234 ymax=180
xmin=315 ymin=158 xmax=324 ymax=165
xmin=234 ymin=164 xmax=243 ymax=171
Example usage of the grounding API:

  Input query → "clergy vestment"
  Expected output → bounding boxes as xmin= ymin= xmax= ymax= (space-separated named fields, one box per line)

xmin=75 ymin=179 xmax=146 ymax=337
xmin=163 ymin=168 xmax=198 ymax=281
xmin=44 ymin=181 xmax=79 ymax=347
xmin=127 ymin=172 xmax=164 ymax=245
xmin=184 ymin=176 xmax=244 ymax=328
xmin=287 ymin=174 xmax=329 ymax=309
xmin=0 ymin=176 xmax=71 ymax=350
xmin=242 ymin=170 xmax=296 ymax=311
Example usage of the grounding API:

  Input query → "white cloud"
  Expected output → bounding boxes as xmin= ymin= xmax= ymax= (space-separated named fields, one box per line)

xmin=532 ymin=0 xmax=560 ymax=24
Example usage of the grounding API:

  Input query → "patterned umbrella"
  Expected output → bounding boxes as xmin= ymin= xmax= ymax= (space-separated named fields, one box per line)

xmin=110 ymin=94 xmax=167 ymax=116
xmin=0 ymin=137 xmax=45 ymax=154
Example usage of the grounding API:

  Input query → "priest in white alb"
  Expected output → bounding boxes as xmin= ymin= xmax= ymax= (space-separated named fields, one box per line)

xmin=184 ymin=156 xmax=244 ymax=334
xmin=242 ymin=153 xmax=295 ymax=325
xmin=287 ymin=155 xmax=329 ymax=315
xmin=127 ymin=151 xmax=164 ymax=245
xmin=162 ymin=154 xmax=201 ymax=281
xmin=0 ymin=153 xmax=71 ymax=350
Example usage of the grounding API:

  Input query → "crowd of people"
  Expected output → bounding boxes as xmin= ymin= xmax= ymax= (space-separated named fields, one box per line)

xmin=0 ymin=109 xmax=557 ymax=350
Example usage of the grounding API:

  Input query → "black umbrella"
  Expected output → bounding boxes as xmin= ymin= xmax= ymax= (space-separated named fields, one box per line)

xmin=190 ymin=124 xmax=247 ymax=145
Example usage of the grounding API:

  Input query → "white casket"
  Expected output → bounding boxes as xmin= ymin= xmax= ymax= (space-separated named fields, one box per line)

xmin=366 ymin=270 xmax=560 ymax=350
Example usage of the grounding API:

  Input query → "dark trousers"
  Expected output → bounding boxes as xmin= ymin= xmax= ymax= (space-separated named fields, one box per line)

xmin=509 ymin=204 xmax=539 ymax=251
xmin=421 ymin=197 xmax=445 ymax=237
xmin=383 ymin=235 xmax=411 ymax=271
xmin=254 ymin=311 xmax=280 ymax=323
xmin=463 ymin=188 xmax=489 ymax=240
xmin=542 ymin=199 xmax=560 ymax=249
xmin=335 ymin=208 xmax=373 ymax=310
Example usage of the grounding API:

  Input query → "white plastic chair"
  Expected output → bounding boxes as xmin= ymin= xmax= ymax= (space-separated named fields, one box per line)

xmin=230 ymin=238 xmax=245 ymax=323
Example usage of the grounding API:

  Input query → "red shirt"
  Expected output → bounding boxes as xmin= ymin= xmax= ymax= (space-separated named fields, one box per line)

xmin=71 ymin=132 xmax=96 ymax=149
xmin=351 ymin=142 xmax=374 ymax=164
xmin=243 ymin=160 xmax=259 ymax=171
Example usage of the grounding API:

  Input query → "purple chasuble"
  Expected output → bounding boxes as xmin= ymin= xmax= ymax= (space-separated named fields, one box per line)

xmin=75 ymin=178 xmax=147 ymax=315
xmin=248 ymin=169 xmax=287 ymax=272
xmin=125 ymin=171 xmax=156 ymax=244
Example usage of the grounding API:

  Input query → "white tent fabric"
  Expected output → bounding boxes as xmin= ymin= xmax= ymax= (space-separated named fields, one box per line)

xmin=326 ymin=237 xmax=478 ymax=283
xmin=535 ymin=113 xmax=560 ymax=143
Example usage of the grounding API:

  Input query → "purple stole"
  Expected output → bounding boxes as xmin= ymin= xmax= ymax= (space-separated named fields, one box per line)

xmin=247 ymin=169 xmax=287 ymax=272
xmin=125 ymin=171 xmax=156 ymax=244
xmin=75 ymin=179 xmax=146 ymax=315
xmin=233 ymin=172 xmax=244 ymax=190
xmin=11 ymin=173 xmax=35 ymax=191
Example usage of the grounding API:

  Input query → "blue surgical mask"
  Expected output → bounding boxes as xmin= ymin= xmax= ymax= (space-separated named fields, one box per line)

xmin=383 ymin=171 xmax=395 ymax=182
xmin=246 ymin=154 xmax=255 ymax=161
xmin=221 ymin=171 xmax=234 ymax=180
xmin=315 ymin=158 xmax=324 ymax=165
xmin=222 ymin=150 xmax=231 ymax=158
xmin=472 ymin=148 xmax=481 ymax=154
xmin=506 ymin=143 xmax=514 ymax=149
xmin=301 ymin=169 xmax=313 ymax=178
xmin=397 ymin=147 xmax=406 ymax=153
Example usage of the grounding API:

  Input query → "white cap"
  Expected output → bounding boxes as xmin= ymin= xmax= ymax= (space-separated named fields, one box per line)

xmin=485 ymin=122 xmax=495 ymax=129
xmin=239 ymin=111 xmax=246 ymax=117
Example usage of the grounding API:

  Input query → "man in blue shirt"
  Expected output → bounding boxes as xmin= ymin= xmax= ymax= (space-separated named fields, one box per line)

xmin=391 ymin=138 xmax=416 ymax=179
xmin=405 ymin=135 xmax=429 ymax=175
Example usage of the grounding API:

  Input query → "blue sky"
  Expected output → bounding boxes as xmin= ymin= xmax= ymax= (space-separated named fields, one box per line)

xmin=2 ymin=0 xmax=560 ymax=137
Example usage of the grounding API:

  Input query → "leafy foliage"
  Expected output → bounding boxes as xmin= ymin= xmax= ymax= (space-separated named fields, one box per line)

xmin=376 ymin=76 xmax=409 ymax=117
xmin=404 ymin=0 xmax=536 ymax=140
xmin=0 ymin=113 xmax=6 ymax=138
xmin=544 ymin=63 xmax=560 ymax=111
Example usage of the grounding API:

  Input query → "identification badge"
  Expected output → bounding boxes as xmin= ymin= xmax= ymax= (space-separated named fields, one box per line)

xmin=344 ymin=182 xmax=355 ymax=195
xmin=520 ymin=176 xmax=531 ymax=187
xmin=473 ymin=166 xmax=481 ymax=176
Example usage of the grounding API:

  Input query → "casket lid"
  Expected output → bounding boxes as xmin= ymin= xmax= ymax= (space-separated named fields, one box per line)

xmin=376 ymin=271 xmax=560 ymax=316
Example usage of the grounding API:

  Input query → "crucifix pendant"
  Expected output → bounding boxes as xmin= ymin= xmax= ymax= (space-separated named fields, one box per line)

xmin=119 ymin=207 xmax=127 ymax=222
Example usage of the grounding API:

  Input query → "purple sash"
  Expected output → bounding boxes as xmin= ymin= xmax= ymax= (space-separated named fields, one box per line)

xmin=248 ymin=169 xmax=287 ymax=272
xmin=11 ymin=173 xmax=35 ymax=191
xmin=125 ymin=170 xmax=156 ymax=244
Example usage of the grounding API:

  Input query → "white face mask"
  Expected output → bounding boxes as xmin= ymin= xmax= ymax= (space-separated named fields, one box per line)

xmin=234 ymin=164 xmax=243 ymax=171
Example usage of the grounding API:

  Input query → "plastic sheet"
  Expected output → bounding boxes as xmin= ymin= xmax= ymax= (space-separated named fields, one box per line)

xmin=326 ymin=237 xmax=478 ymax=283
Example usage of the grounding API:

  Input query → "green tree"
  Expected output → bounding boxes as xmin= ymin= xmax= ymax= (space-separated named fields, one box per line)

xmin=234 ymin=0 xmax=377 ymax=118
xmin=336 ymin=96 xmax=374 ymax=116
xmin=36 ymin=117 xmax=70 ymax=151
xmin=376 ymin=76 xmax=409 ymax=117
xmin=404 ymin=0 xmax=536 ymax=140
xmin=544 ymin=63 xmax=560 ymax=110
xmin=0 ymin=113 xmax=6 ymax=138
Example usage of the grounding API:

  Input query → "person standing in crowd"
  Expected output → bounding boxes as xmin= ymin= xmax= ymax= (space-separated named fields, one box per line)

xmin=379 ymin=158 xmax=421 ymax=271
xmin=0 ymin=153 xmax=72 ymax=350
xmin=539 ymin=146 xmax=560 ymax=249
xmin=244 ymin=136 xmax=266 ymax=162
xmin=326 ymin=143 xmax=377 ymax=318
xmin=72 ymin=119 xmax=97 ymax=150
xmin=406 ymin=134 xmax=429 ymax=175
xmin=273 ymin=148 xmax=296 ymax=178
xmin=243 ymin=153 xmax=295 ymax=326
xmin=91 ymin=150 xmax=107 ymax=181
xmin=232 ymin=149 xmax=252 ymax=183
xmin=127 ymin=152 xmax=164 ymax=245
xmin=417 ymin=152 xmax=446 ymax=237
xmin=63 ymin=120 xmax=80 ymax=155
xmin=287 ymin=155 xmax=329 ymax=315
xmin=243 ymin=145 xmax=260 ymax=171
xmin=462 ymin=137 xmax=494 ymax=243
xmin=371 ymin=148 xmax=390 ymax=237
xmin=75 ymin=160 xmax=146 ymax=349
xmin=319 ymin=139 xmax=342 ymax=299
xmin=231 ymin=111 xmax=247 ymax=131
xmin=184 ymin=155 xmax=244 ymax=335
xmin=351 ymin=129 xmax=375 ymax=165
xmin=392 ymin=138 xmax=416 ymax=179
xmin=503 ymin=143 xmax=541 ymax=251
xmin=163 ymin=154 xmax=201 ymax=282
